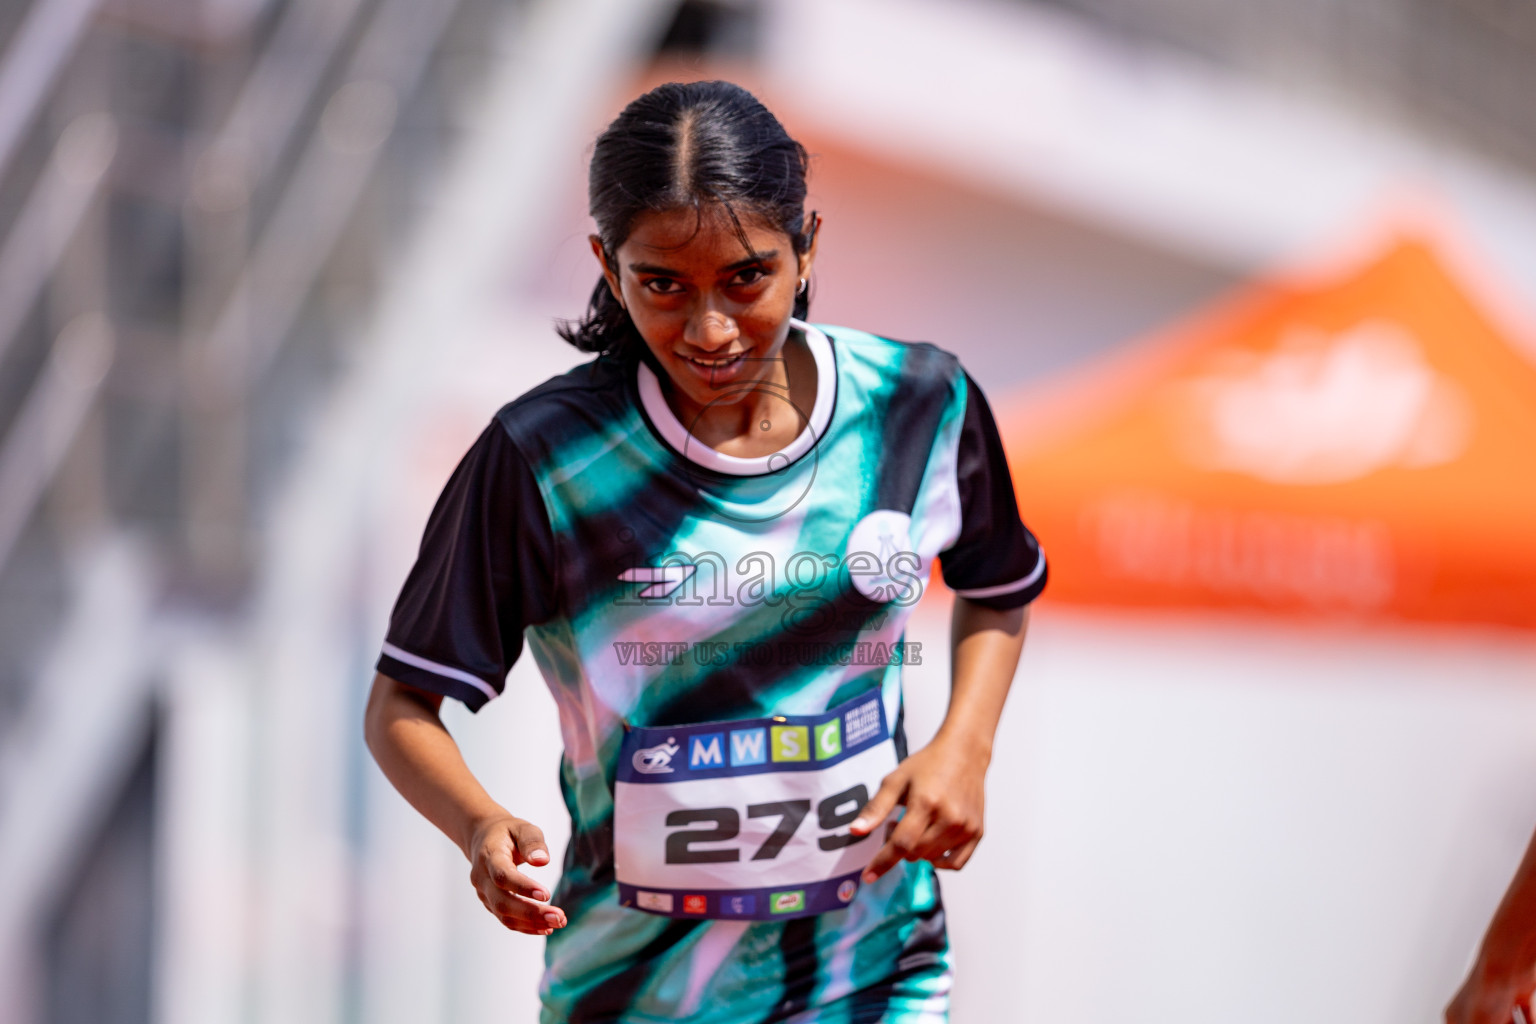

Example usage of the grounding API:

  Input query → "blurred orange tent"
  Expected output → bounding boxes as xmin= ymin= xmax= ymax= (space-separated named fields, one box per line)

xmin=996 ymin=237 xmax=1536 ymax=630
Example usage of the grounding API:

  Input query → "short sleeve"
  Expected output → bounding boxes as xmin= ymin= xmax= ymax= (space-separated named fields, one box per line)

xmin=939 ymin=372 xmax=1048 ymax=609
xmin=376 ymin=419 xmax=558 ymax=711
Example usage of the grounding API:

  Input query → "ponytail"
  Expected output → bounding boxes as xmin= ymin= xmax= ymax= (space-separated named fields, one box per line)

xmin=557 ymin=275 xmax=641 ymax=360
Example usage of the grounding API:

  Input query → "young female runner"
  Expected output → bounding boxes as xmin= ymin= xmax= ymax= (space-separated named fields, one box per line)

xmin=365 ymin=80 xmax=1046 ymax=1022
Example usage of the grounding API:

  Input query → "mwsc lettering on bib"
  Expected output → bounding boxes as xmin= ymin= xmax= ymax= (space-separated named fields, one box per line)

xmin=613 ymin=688 xmax=897 ymax=920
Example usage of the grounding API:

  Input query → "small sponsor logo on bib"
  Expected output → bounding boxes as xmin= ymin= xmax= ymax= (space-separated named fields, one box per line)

xmin=682 ymin=894 xmax=708 ymax=915
xmin=815 ymin=720 xmax=842 ymax=760
xmin=770 ymin=890 xmax=806 ymax=914
xmin=688 ymin=733 xmax=725 ymax=770
xmin=636 ymin=891 xmax=674 ymax=912
xmin=729 ymin=728 xmax=767 ymax=766
xmin=771 ymin=725 xmax=809 ymax=762
xmin=721 ymin=894 xmax=756 ymax=916
xmin=844 ymin=700 xmax=882 ymax=747
xmin=837 ymin=879 xmax=858 ymax=903
xmin=632 ymin=739 xmax=680 ymax=775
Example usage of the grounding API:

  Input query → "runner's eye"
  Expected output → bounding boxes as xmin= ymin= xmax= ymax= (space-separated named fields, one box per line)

xmin=643 ymin=278 xmax=683 ymax=295
xmin=731 ymin=266 xmax=768 ymax=287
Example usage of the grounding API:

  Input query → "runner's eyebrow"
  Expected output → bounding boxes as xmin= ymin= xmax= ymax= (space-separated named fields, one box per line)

xmin=722 ymin=251 xmax=777 ymax=270
xmin=626 ymin=252 xmax=779 ymax=277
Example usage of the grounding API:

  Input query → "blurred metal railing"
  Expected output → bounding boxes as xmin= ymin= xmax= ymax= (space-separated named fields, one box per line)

xmin=0 ymin=0 xmax=464 ymax=588
xmin=0 ymin=0 xmax=363 ymax=590
xmin=1027 ymin=0 xmax=1536 ymax=173
xmin=0 ymin=313 xmax=114 ymax=572
xmin=184 ymin=0 xmax=466 ymax=579
xmin=0 ymin=112 xmax=115 ymax=372
xmin=0 ymin=0 xmax=502 ymax=1018
xmin=0 ymin=0 xmax=103 ymax=184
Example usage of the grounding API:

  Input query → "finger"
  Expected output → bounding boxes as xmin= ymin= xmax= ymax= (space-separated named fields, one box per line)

xmin=861 ymin=836 xmax=905 ymax=884
xmin=495 ymin=910 xmax=553 ymax=935
xmin=899 ymin=817 xmax=966 ymax=868
xmin=494 ymin=905 xmax=565 ymax=935
xmin=851 ymin=773 xmax=907 ymax=836
xmin=917 ymin=813 xmax=979 ymax=862
xmin=862 ymin=803 xmax=933 ymax=883
xmin=934 ymin=835 xmax=982 ymax=870
xmin=913 ymin=806 xmax=967 ymax=846
xmin=483 ymin=889 xmax=569 ymax=932
xmin=484 ymin=849 xmax=551 ymax=902
xmin=511 ymin=820 xmax=551 ymax=867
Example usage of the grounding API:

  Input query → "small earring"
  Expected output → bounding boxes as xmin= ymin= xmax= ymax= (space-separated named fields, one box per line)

xmin=797 ymin=278 xmax=808 ymax=295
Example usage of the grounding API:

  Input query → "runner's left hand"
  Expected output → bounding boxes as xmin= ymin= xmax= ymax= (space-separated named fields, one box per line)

xmin=1445 ymin=959 xmax=1534 ymax=1024
xmin=850 ymin=734 xmax=987 ymax=882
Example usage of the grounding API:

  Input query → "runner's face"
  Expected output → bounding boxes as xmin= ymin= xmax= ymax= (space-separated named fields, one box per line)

xmin=592 ymin=205 xmax=814 ymax=413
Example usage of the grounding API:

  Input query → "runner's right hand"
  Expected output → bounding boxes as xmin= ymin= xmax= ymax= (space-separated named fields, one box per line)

xmin=467 ymin=814 xmax=567 ymax=935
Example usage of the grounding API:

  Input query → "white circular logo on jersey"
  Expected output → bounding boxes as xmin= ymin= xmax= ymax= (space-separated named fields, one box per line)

xmin=845 ymin=509 xmax=919 ymax=602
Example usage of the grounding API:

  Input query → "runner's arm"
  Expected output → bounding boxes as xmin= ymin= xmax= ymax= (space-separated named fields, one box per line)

xmin=936 ymin=598 xmax=1029 ymax=768
xmin=1447 ymin=825 xmax=1536 ymax=1024
xmin=852 ymin=598 xmax=1029 ymax=879
xmin=364 ymin=671 xmax=566 ymax=935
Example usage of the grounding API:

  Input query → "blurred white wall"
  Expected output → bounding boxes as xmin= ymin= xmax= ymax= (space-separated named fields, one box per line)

xmin=759 ymin=0 xmax=1536 ymax=353
xmin=900 ymin=604 xmax=1536 ymax=1023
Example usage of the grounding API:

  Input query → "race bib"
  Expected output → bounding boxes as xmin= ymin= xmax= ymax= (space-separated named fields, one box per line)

xmin=613 ymin=688 xmax=897 ymax=921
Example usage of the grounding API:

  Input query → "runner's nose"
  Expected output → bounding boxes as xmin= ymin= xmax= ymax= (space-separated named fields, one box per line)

xmin=686 ymin=308 xmax=739 ymax=351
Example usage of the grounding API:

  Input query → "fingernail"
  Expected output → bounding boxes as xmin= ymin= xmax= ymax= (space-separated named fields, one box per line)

xmin=850 ymin=818 xmax=868 ymax=832
xmin=544 ymin=911 xmax=562 ymax=927
xmin=531 ymin=889 xmax=549 ymax=902
xmin=862 ymin=870 xmax=876 ymax=884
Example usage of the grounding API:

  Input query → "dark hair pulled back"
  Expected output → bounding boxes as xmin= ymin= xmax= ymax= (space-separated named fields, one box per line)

xmin=558 ymin=80 xmax=814 ymax=361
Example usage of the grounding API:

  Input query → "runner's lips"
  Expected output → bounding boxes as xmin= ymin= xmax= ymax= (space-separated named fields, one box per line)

xmin=678 ymin=351 xmax=748 ymax=385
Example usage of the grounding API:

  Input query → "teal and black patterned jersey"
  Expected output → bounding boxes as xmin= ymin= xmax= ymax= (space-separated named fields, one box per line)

xmin=378 ymin=322 xmax=1046 ymax=1023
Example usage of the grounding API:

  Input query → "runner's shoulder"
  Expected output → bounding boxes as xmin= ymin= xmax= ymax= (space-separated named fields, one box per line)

xmin=491 ymin=353 xmax=631 ymax=449
xmin=815 ymin=323 xmax=965 ymax=400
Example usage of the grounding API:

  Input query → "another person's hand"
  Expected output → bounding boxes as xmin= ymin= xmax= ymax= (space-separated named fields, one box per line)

xmin=467 ymin=814 xmax=567 ymax=935
xmin=850 ymin=734 xmax=988 ymax=882
xmin=1446 ymin=960 xmax=1534 ymax=1024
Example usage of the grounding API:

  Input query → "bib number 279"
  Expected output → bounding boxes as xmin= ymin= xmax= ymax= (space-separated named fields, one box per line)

xmin=664 ymin=784 xmax=870 ymax=864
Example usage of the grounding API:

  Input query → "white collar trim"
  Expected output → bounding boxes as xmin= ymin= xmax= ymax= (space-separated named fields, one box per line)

xmin=636 ymin=320 xmax=835 ymax=477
